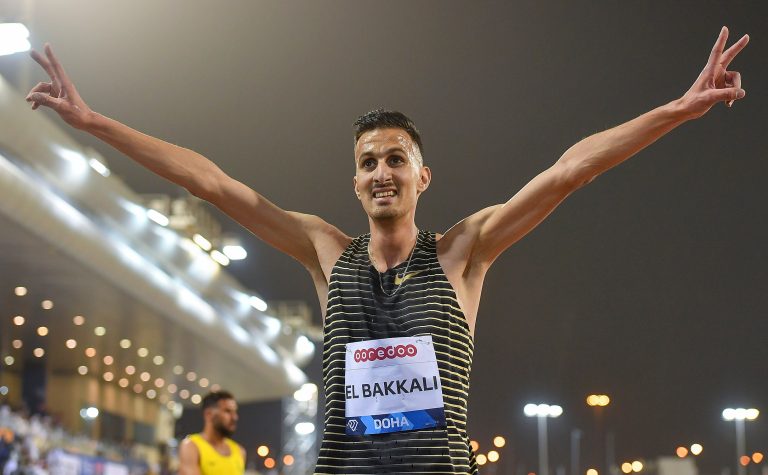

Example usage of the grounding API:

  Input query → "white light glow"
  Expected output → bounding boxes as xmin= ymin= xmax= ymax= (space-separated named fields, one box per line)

xmin=0 ymin=23 xmax=31 ymax=56
xmin=210 ymin=250 xmax=230 ymax=266
xmin=296 ymin=335 xmax=315 ymax=358
xmin=723 ymin=407 xmax=759 ymax=421
xmin=88 ymin=158 xmax=111 ymax=177
xmin=249 ymin=296 xmax=268 ymax=312
xmin=524 ymin=402 xmax=562 ymax=417
xmin=690 ymin=444 xmax=703 ymax=455
xmin=295 ymin=422 xmax=315 ymax=435
xmin=147 ymin=209 xmax=169 ymax=226
xmin=293 ymin=385 xmax=315 ymax=402
xmin=223 ymin=245 xmax=247 ymax=260
xmin=193 ymin=234 xmax=212 ymax=251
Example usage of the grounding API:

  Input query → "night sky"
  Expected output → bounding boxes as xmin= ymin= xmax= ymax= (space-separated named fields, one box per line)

xmin=1 ymin=1 xmax=766 ymax=473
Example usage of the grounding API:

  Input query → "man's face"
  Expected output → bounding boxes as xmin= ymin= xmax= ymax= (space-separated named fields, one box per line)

xmin=207 ymin=399 xmax=238 ymax=438
xmin=353 ymin=128 xmax=430 ymax=220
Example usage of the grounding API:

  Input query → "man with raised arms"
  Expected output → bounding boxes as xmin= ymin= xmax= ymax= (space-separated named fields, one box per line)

xmin=27 ymin=27 xmax=748 ymax=474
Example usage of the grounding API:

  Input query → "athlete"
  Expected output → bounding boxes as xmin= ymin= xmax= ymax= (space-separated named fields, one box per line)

xmin=178 ymin=391 xmax=245 ymax=475
xmin=27 ymin=27 xmax=748 ymax=474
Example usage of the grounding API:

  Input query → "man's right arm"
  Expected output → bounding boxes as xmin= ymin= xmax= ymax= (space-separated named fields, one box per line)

xmin=27 ymin=44 xmax=349 ymax=278
xmin=177 ymin=439 xmax=201 ymax=475
xmin=84 ymin=112 xmax=345 ymax=268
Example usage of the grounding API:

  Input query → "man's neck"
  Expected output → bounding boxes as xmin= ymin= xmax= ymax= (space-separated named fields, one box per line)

xmin=368 ymin=219 xmax=419 ymax=271
xmin=201 ymin=427 xmax=226 ymax=446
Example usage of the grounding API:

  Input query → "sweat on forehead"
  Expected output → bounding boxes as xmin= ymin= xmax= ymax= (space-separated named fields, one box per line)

xmin=355 ymin=129 xmax=424 ymax=167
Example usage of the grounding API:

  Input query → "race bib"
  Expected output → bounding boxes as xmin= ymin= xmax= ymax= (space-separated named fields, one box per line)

xmin=345 ymin=335 xmax=447 ymax=435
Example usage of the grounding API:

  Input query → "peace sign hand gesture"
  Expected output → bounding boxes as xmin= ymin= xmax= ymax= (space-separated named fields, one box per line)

xmin=680 ymin=26 xmax=749 ymax=119
xmin=26 ymin=43 xmax=94 ymax=130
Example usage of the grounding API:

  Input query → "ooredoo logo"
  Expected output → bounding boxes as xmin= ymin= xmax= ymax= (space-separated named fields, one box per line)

xmin=354 ymin=344 xmax=417 ymax=363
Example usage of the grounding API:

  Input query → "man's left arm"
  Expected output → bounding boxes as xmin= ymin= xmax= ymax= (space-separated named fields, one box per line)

xmin=466 ymin=26 xmax=748 ymax=267
xmin=239 ymin=445 xmax=247 ymax=466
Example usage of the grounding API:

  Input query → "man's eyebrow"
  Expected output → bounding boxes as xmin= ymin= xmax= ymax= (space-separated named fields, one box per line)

xmin=358 ymin=146 xmax=407 ymax=160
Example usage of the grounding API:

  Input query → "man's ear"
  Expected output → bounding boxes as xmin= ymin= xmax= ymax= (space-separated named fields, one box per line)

xmin=353 ymin=175 xmax=361 ymax=199
xmin=417 ymin=166 xmax=431 ymax=194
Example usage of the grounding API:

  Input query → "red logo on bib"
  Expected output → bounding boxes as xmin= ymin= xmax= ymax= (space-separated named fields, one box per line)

xmin=354 ymin=344 xmax=417 ymax=362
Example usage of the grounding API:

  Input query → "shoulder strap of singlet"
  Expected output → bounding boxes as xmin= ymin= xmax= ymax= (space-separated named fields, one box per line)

xmin=224 ymin=438 xmax=243 ymax=462
xmin=188 ymin=434 xmax=211 ymax=457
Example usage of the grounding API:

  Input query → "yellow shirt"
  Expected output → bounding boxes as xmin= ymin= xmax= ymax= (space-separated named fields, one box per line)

xmin=188 ymin=434 xmax=244 ymax=475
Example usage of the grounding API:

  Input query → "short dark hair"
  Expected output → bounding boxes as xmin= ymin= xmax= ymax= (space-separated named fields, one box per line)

xmin=353 ymin=109 xmax=424 ymax=155
xmin=201 ymin=390 xmax=235 ymax=411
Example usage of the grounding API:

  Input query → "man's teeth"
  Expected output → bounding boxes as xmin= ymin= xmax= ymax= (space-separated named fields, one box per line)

xmin=374 ymin=191 xmax=396 ymax=198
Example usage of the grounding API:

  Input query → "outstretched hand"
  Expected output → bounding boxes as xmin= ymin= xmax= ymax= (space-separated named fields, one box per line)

xmin=681 ymin=26 xmax=749 ymax=119
xmin=26 ymin=44 xmax=93 ymax=130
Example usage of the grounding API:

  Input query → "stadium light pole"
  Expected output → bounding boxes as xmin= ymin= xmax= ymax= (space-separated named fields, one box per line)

xmin=525 ymin=403 xmax=563 ymax=475
xmin=722 ymin=407 xmax=759 ymax=475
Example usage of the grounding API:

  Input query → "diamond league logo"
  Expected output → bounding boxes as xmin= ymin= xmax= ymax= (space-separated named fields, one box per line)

xmin=347 ymin=419 xmax=358 ymax=431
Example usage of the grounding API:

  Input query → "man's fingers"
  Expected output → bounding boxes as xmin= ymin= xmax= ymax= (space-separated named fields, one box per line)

xmin=27 ymin=82 xmax=53 ymax=110
xmin=25 ymin=92 xmax=64 ymax=110
xmin=725 ymin=71 xmax=742 ymax=107
xmin=43 ymin=43 xmax=75 ymax=96
xmin=30 ymin=49 xmax=58 ymax=82
xmin=720 ymin=34 xmax=749 ymax=69
xmin=706 ymin=26 xmax=729 ymax=67
xmin=707 ymin=87 xmax=745 ymax=107
xmin=28 ymin=82 xmax=53 ymax=95
xmin=726 ymin=71 xmax=742 ymax=89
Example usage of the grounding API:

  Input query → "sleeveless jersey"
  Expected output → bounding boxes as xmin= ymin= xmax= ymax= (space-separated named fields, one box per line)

xmin=188 ymin=434 xmax=244 ymax=475
xmin=315 ymin=231 xmax=477 ymax=474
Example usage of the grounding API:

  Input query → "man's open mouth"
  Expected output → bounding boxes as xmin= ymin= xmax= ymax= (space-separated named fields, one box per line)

xmin=374 ymin=190 xmax=397 ymax=198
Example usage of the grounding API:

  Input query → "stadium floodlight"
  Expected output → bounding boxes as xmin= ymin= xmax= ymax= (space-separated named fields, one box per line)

xmin=0 ymin=23 xmax=31 ymax=56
